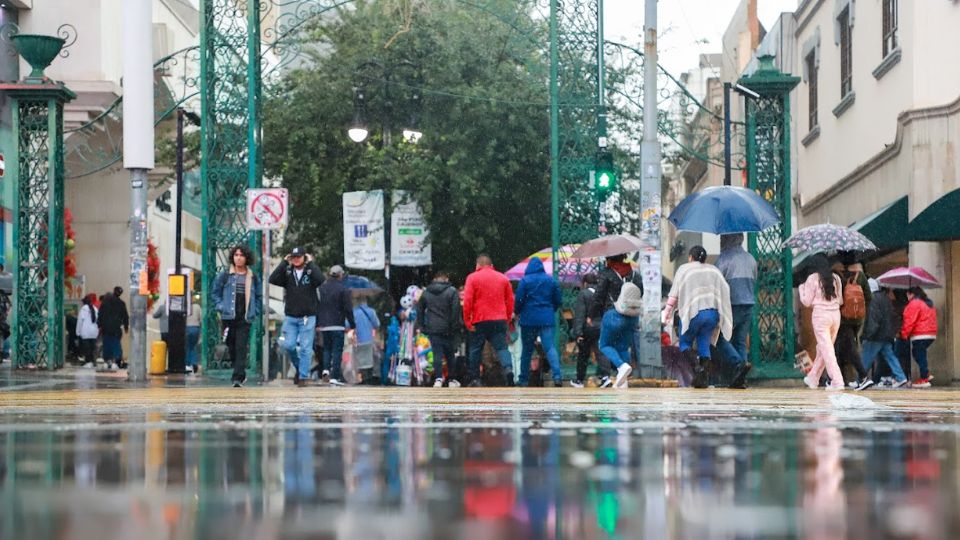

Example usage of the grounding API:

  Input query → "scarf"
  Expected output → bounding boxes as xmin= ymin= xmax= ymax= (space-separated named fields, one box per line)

xmin=608 ymin=260 xmax=633 ymax=278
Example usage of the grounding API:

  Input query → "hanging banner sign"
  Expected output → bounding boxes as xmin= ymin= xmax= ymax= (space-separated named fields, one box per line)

xmin=390 ymin=190 xmax=431 ymax=267
xmin=343 ymin=190 xmax=385 ymax=270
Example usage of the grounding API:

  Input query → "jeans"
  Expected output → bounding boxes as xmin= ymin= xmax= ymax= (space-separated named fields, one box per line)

xmin=468 ymin=320 xmax=514 ymax=382
xmin=519 ymin=325 xmax=561 ymax=385
xmin=428 ymin=334 xmax=456 ymax=381
xmin=185 ymin=326 xmax=200 ymax=367
xmin=729 ymin=304 xmax=752 ymax=361
xmin=282 ymin=316 xmax=316 ymax=379
xmin=911 ymin=339 xmax=934 ymax=379
xmin=321 ymin=330 xmax=345 ymax=380
xmin=102 ymin=334 xmax=122 ymax=361
xmin=576 ymin=326 xmax=611 ymax=381
xmin=679 ymin=309 xmax=720 ymax=358
xmin=223 ymin=319 xmax=251 ymax=382
xmin=861 ymin=340 xmax=907 ymax=382
xmin=599 ymin=310 xmax=637 ymax=369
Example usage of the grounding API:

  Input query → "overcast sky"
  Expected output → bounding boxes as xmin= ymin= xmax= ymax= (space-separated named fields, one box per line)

xmin=605 ymin=0 xmax=798 ymax=76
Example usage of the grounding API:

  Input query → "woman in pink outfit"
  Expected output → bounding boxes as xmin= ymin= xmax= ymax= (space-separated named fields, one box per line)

xmin=798 ymin=254 xmax=845 ymax=390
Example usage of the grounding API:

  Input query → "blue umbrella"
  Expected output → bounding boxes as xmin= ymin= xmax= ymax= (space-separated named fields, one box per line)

xmin=344 ymin=275 xmax=384 ymax=297
xmin=668 ymin=186 xmax=781 ymax=234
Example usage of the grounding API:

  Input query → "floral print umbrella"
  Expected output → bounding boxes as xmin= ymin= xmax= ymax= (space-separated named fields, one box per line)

xmin=784 ymin=223 xmax=877 ymax=253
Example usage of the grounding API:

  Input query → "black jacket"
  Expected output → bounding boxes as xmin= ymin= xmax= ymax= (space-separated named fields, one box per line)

xmin=316 ymin=278 xmax=356 ymax=329
xmin=572 ymin=286 xmax=601 ymax=337
xmin=269 ymin=260 xmax=324 ymax=317
xmin=98 ymin=294 xmax=129 ymax=336
xmin=417 ymin=281 xmax=462 ymax=336
xmin=588 ymin=267 xmax=644 ymax=320
xmin=863 ymin=291 xmax=897 ymax=342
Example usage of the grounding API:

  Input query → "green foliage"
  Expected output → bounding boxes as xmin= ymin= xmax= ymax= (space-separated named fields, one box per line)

xmin=263 ymin=0 xmax=551 ymax=282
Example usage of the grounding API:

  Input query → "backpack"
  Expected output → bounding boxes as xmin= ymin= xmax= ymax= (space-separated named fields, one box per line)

xmin=840 ymin=274 xmax=866 ymax=320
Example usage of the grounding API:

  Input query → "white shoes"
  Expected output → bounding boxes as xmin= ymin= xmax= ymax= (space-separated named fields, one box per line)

xmin=447 ymin=380 xmax=461 ymax=388
xmin=614 ymin=363 xmax=632 ymax=389
xmin=433 ymin=378 xmax=444 ymax=388
xmin=81 ymin=362 xmax=95 ymax=369
xmin=329 ymin=378 xmax=345 ymax=386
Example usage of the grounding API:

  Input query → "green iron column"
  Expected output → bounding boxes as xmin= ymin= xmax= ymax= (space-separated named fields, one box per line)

xmin=738 ymin=55 xmax=799 ymax=378
xmin=1 ymin=33 xmax=76 ymax=370
xmin=200 ymin=0 xmax=263 ymax=374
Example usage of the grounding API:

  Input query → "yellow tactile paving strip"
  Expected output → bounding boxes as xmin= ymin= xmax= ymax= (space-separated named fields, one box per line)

xmin=0 ymin=387 xmax=957 ymax=414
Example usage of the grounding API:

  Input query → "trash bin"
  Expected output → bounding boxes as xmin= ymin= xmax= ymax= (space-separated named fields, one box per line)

xmin=150 ymin=341 xmax=167 ymax=374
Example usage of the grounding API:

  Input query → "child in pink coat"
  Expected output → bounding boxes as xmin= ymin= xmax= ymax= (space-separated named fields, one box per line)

xmin=798 ymin=254 xmax=845 ymax=390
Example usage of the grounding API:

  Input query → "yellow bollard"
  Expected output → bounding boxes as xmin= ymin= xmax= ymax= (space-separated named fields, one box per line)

xmin=150 ymin=341 xmax=167 ymax=374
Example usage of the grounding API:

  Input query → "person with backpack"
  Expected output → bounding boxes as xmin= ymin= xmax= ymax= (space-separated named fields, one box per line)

xmin=588 ymin=254 xmax=643 ymax=321
xmin=833 ymin=253 xmax=871 ymax=387
xmin=599 ymin=283 xmax=644 ymax=389
xmin=857 ymin=279 xmax=908 ymax=390
xmin=799 ymin=254 xmax=845 ymax=390
xmin=901 ymin=286 xmax=938 ymax=388
xmin=76 ymin=294 xmax=100 ymax=369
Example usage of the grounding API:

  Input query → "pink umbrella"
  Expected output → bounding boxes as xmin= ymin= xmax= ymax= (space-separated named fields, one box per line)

xmin=505 ymin=245 xmax=600 ymax=284
xmin=875 ymin=267 xmax=942 ymax=290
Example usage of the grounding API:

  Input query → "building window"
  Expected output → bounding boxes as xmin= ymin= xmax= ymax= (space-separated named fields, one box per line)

xmin=838 ymin=7 xmax=853 ymax=97
xmin=882 ymin=0 xmax=898 ymax=57
xmin=806 ymin=51 xmax=818 ymax=130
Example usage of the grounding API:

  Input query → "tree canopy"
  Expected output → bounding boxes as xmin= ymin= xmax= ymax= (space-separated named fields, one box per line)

xmin=263 ymin=0 xmax=554 ymax=284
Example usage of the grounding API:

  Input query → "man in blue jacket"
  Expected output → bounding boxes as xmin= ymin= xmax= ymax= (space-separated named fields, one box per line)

xmin=515 ymin=257 xmax=563 ymax=387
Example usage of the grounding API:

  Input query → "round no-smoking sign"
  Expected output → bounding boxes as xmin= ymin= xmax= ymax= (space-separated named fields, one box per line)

xmin=246 ymin=188 xmax=289 ymax=230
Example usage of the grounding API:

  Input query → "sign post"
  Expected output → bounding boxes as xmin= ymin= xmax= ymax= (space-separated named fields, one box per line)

xmin=247 ymin=188 xmax=288 ymax=381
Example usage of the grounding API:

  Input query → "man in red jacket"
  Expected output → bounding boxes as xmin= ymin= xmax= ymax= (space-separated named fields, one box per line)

xmin=463 ymin=254 xmax=515 ymax=386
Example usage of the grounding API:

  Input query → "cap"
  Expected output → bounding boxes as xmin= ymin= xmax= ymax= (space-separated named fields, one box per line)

xmin=289 ymin=247 xmax=306 ymax=257
xmin=329 ymin=264 xmax=344 ymax=276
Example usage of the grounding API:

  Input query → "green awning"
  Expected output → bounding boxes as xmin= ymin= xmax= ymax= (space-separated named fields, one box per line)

xmin=910 ymin=188 xmax=960 ymax=241
xmin=850 ymin=196 xmax=909 ymax=249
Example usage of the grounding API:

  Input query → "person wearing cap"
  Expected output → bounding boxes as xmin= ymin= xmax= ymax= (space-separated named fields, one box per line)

xmin=858 ymin=278 xmax=908 ymax=390
xmin=661 ymin=246 xmax=737 ymax=389
xmin=598 ymin=282 xmax=643 ymax=389
xmin=269 ymin=247 xmax=325 ymax=386
xmin=316 ymin=264 xmax=356 ymax=385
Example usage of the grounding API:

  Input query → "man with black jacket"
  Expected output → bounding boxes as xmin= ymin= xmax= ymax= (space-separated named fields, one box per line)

xmin=316 ymin=265 xmax=356 ymax=385
xmin=571 ymin=273 xmax=612 ymax=388
xmin=858 ymin=279 xmax=908 ymax=390
xmin=269 ymin=247 xmax=324 ymax=386
xmin=418 ymin=271 xmax=463 ymax=387
xmin=99 ymin=287 xmax=130 ymax=370
xmin=589 ymin=254 xmax=643 ymax=320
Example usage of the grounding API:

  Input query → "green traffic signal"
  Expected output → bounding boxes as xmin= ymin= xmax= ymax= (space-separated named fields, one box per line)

xmin=595 ymin=150 xmax=616 ymax=196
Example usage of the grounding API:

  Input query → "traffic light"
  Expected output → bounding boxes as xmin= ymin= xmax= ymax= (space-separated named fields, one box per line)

xmin=594 ymin=150 xmax=617 ymax=197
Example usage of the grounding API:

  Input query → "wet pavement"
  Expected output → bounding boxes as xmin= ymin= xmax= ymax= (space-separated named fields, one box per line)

xmin=1 ymin=372 xmax=959 ymax=539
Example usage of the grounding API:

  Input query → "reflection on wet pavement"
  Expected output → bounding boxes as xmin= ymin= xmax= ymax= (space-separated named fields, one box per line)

xmin=2 ymin=397 xmax=959 ymax=540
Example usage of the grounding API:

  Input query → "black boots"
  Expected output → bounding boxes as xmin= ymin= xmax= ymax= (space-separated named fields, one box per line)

xmin=728 ymin=362 xmax=753 ymax=389
xmin=691 ymin=355 xmax=714 ymax=389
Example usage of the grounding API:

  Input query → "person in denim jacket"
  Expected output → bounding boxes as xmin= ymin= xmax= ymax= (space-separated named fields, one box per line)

xmin=212 ymin=245 xmax=263 ymax=387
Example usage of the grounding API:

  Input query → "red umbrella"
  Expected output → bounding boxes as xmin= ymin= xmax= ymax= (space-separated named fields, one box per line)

xmin=571 ymin=234 xmax=650 ymax=259
xmin=875 ymin=267 xmax=942 ymax=290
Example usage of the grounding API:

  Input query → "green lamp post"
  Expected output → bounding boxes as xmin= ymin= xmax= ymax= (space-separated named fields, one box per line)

xmin=1 ymin=30 xmax=76 ymax=369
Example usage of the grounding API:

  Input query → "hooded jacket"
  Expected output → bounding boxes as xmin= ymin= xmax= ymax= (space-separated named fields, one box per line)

xmin=862 ymin=291 xmax=897 ymax=342
xmin=268 ymin=260 xmax=325 ymax=317
xmin=418 ymin=280 xmax=462 ymax=336
xmin=463 ymin=265 xmax=514 ymax=329
xmin=901 ymin=297 xmax=938 ymax=341
xmin=316 ymin=276 xmax=356 ymax=330
xmin=514 ymin=258 xmax=562 ymax=327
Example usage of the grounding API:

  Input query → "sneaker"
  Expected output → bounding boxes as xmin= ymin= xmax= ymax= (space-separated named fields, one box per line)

xmin=892 ymin=379 xmax=909 ymax=388
xmin=598 ymin=376 xmax=613 ymax=389
xmin=848 ymin=381 xmax=859 ymax=389
xmin=233 ymin=376 xmax=246 ymax=388
xmin=448 ymin=380 xmax=461 ymax=388
xmin=321 ymin=370 xmax=330 ymax=383
xmin=108 ymin=362 xmax=119 ymax=371
xmin=296 ymin=379 xmax=309 ymax=388
xmin=826 ymin=383 xmax=845 ymax=391
xmin=802 ymin=375 xmax=819 ymax=389
xmin=912 ymin=377 xmax=932 ymax=388
xmin=81 ymin=362 xmax=95 ymax=369
xmin=855 ymin=379 xmax=875 ymax=391
xmin=614 ymin=363 xmax=632 ymax=389
xmin=433 ymin=378 xmax=444 ymax=388
xmin=569 ymin=380 xmax=584 ymax=388
xmin=554 ymin=380 xmax=563 ymax=388
xmin=329 ymin=378 xmax=346 ymax=386
xmin=503 ymin=372 xmax=515 ymax=387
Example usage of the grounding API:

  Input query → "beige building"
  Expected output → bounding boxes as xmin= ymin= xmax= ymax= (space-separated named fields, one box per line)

xmin=791 ymin=0 xmax=960 ymax=382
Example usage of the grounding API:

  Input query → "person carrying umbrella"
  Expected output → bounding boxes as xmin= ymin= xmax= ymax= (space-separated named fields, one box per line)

xmin=660 ymin=246 xmax=734 ymax=388
xmin=714 ymin=233 xmax=755 ymax=388
xmin=599 ymin=282 xmax=644 ymax=389
xmin=798 ymin=254 xmax=845 ymax=390
xmin=588 ymin=254 xmax=643 ymax=322
xmin=900 ymin=286 xmax=938 ymax=388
